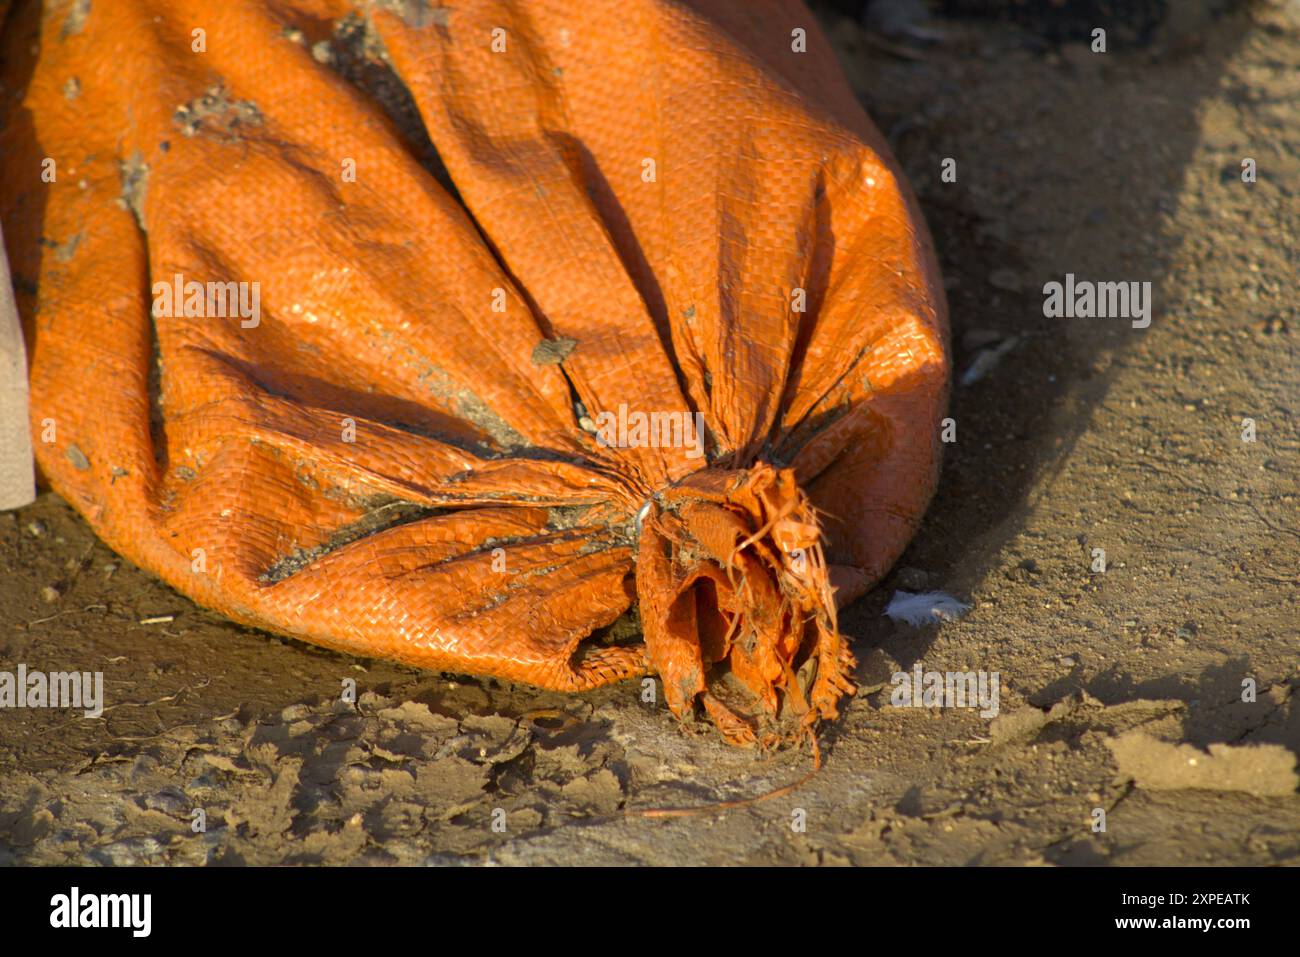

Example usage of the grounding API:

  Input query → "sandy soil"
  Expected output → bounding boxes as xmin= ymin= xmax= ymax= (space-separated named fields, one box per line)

xmin=2 ymin=0 xmax=1298 ymax=865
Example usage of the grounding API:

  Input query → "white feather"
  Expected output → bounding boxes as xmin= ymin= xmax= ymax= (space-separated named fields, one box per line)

xmin=884 ymin=590 xmax=970 ymax=626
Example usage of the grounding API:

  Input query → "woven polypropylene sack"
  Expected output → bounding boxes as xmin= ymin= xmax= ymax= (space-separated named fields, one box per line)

xmin=0 ymin=0 xmax=949 ymax=746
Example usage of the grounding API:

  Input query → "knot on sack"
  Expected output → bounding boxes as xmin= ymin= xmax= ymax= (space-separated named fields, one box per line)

xmin=634 ymin=464 xmax=856 ymax=750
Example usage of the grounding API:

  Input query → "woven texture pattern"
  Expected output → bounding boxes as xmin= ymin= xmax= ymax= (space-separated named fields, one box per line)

xmin=0 ymin=0 xmax=948 ymax=743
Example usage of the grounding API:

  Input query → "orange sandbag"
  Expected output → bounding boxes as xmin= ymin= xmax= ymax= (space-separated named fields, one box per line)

xmin=0 ymin=0 xmax=948 ymax=747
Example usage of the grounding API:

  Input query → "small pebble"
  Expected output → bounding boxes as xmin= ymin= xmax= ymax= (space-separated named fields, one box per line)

xmin=40 ymin=585 xmax=62 ymax=603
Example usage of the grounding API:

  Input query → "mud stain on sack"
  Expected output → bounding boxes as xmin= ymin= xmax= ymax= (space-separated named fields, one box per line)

xmin=173 ymin=84 xmax=264 ymax=141
xmin=52 ymin=232 xmax=81 ymax=261
xmin=259 ymin=500 xmax=441 ymax=584
xmin=531 ymin=338 xmax=577 ymax=366
xmin=316 ymin=12 xmax=458 ymax=197
xmin=116 ymin=152 xmax=148 ymax=230
xmin=65 ymin=444 xmax=90 ymax=471
xmin=365 ymin=0 xmax=445 ymax=30
xmin=414 ymin=360 xmax=525 ymax=451
xmin=60 ymin=0 xmax=90 ymax=39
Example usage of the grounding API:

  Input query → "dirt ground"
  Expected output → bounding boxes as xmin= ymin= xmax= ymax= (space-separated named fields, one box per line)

xmin=2 ymin=0 xmax=1298 ymax=866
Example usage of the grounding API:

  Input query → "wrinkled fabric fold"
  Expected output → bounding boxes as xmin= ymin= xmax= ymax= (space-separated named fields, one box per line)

xmin=636 ymin=465 xmax=855 ymax=747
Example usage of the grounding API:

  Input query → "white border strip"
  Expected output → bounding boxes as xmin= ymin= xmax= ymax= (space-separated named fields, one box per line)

xmin=0 ymin=220 xmax=35 ymax=510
